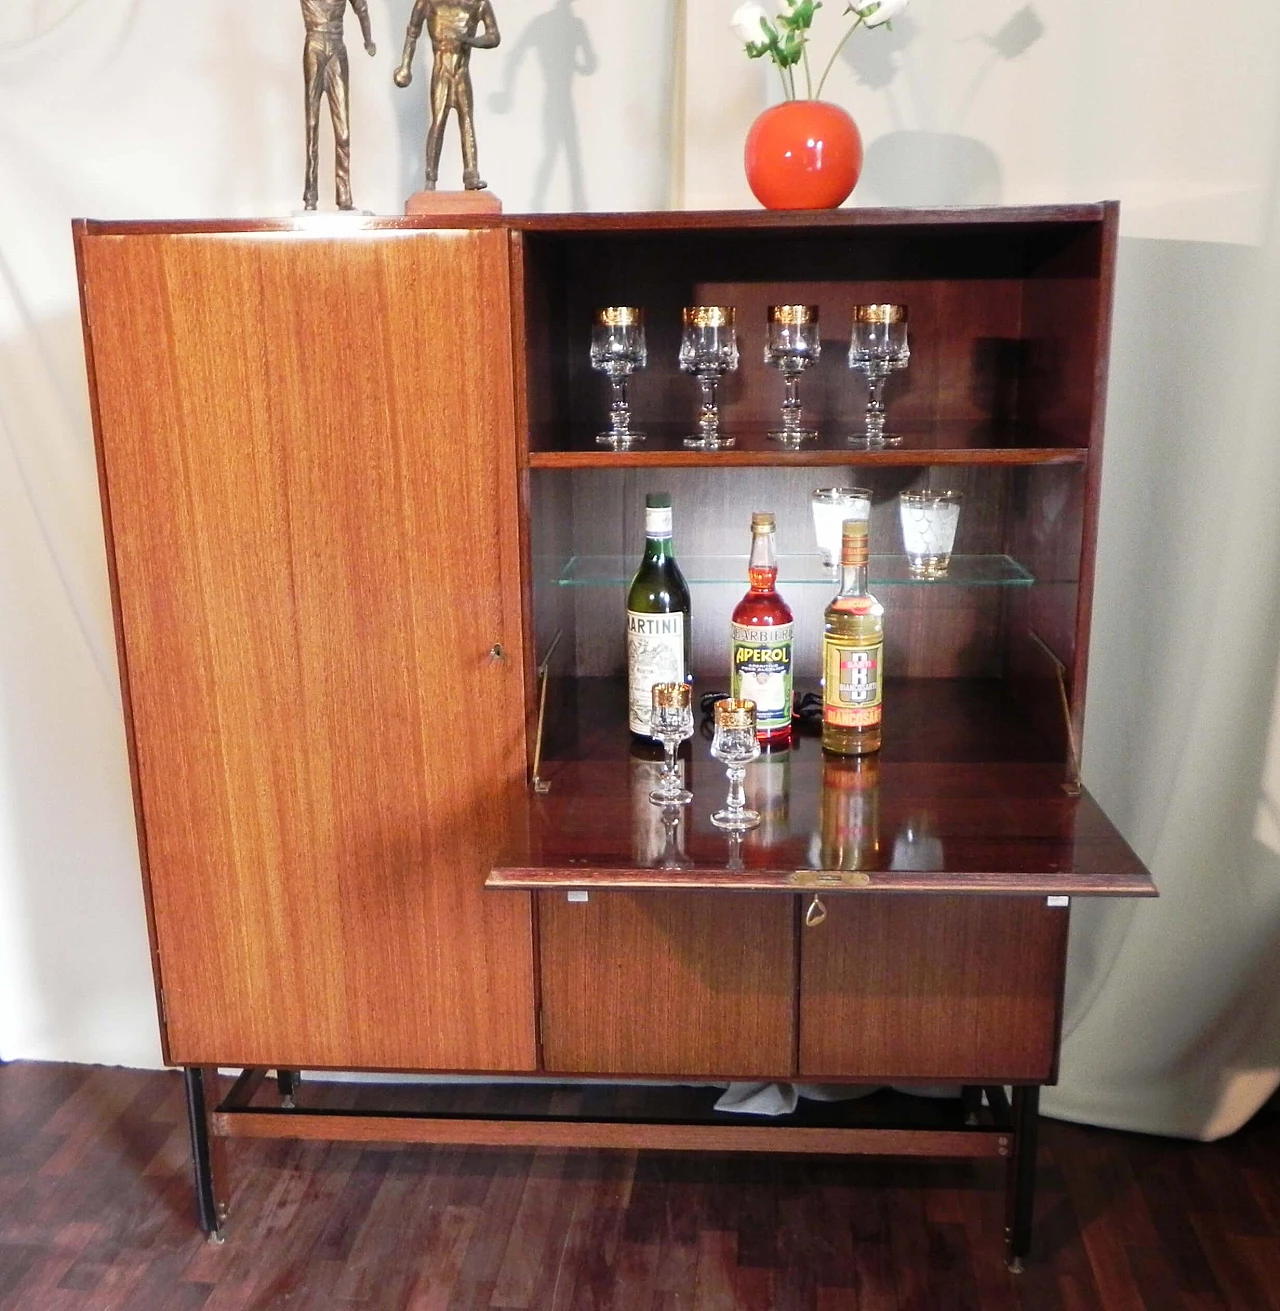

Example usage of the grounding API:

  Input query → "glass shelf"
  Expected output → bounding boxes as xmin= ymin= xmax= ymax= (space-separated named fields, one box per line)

xmin=553 ymin=554 xmax=1035 ymax=588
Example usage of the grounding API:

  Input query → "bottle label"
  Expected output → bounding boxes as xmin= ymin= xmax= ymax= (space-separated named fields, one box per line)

xmin=627 ymin=610 xmax=686 ymax=735
xmin=644 ymin=506 xmax=673 ymax=539
xmin=822 ymin=638 xmax=883 ymax=729
xmin=731 ymin=621 xmax=794 ymax=735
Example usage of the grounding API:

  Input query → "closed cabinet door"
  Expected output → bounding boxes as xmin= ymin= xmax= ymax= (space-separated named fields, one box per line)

xmin=799 ymin=896 xmax=1069 ymax=1082
xmin=538 ymin=892 xmax=795 ymax=1077
xmin=82 ymin=227 xmax=535 ymax=1072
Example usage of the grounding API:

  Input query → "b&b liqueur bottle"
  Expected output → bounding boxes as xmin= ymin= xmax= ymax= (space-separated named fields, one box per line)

xmin=731 ymin=511 xmax=794 ymax=746
xmin=822 ymin=518 xmax=884 ymax=755
xmin=627 ymin=493 xmax=692 ymax=738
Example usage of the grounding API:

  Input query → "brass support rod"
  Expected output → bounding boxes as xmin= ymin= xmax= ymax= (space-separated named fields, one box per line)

xmin=1028 ymin=630 xmax=1082 ymax=796
xmin=530 ymin=629 xmax=563 ymax=794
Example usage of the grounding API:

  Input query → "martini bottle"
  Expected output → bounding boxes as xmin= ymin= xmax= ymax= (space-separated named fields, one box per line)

xmin=626 ymin=493 xmax=691 ymax=739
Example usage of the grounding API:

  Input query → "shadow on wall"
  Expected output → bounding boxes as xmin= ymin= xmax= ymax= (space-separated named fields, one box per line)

xmin=1049 ymin=235 xmax=1280 ymax=1138
xmin=488 ymin=0 xmax=598 ymax=211
xmin=850 ymin=6 xmax=1044 ymax=207
xmin=0 ymin=308 xmax=161 ymax=1066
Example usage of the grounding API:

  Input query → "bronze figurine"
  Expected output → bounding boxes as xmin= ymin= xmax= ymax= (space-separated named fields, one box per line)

xmin=395 ymin=1 xmax=501 ymax=191
xmin=301 ymin=0 xmax=376 ymax=211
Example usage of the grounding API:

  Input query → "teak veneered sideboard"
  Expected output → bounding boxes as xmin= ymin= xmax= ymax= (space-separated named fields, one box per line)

xmin=75 ymin=204 xmax=1155 ymax=1267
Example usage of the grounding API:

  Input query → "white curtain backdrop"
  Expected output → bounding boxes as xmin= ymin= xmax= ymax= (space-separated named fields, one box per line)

xmin=3 ymin=0 xmax=1279 ymax=1140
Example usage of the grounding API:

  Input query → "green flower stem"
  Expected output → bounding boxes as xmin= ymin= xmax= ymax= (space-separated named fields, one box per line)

xmin=802 ymin=44 xmax=814 ymax=99
xmin=814 ymin=15 xmax=865 ymax=100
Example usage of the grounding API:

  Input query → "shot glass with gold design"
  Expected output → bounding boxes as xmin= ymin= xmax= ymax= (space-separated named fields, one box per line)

xmin=649 ymin=681 xmax=694 ymax=805
xmin=710 ymin=698 xmax=761 ymax=831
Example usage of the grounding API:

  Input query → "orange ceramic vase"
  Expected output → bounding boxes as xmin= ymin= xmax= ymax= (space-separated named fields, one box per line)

xmin=744 ymin=100 xmax=864 ymax=210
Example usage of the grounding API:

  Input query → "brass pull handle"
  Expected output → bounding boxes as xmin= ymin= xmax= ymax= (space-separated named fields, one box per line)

xmin=805 ymin=894 xmax=828 ymax=928
xmin=489 ymin=643 xmax=505 ymax=661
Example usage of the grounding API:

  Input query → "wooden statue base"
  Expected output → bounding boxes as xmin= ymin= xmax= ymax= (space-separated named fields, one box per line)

xmin=405 ymin=190 xmax=503 ymax=216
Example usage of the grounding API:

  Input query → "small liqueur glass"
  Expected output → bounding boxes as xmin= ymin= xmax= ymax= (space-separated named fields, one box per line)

xmin=648 ymin=682 xmax=694 ymax=806
xmin=848 ymin=304 xmax=909 ymax=447
xmin=591 ymin=306 xmax=647 ymax=448
xmin=680 ymin=306 xmax=739 ymax=449
xmin=899 ymin=489 xmax=964 ymax=578
xmin=810 ymin=486 xmax=872 ymax=577
xmin=710 ymin=698 xmax=762 ymax=831
xmin=765 ymin=305 xmax=821 ymax=447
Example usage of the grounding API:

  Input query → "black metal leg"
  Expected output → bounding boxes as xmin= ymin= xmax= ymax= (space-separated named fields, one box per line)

xmin=276 ymin=1069 xmax=300 ymax=1108
xmin=961 ymin=1084 xmax=983 ymax=1126
xmin=183 ymin=1067 xmax=222 ymax=1240
xmin=1005 ymin=1085 xmax=1040 ymax=1271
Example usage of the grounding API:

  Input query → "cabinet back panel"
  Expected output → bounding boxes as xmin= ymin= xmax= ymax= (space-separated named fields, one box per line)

xmin=520 ymin=223 xmax=1107 ymax=450
xmin=546 ymin=466 xmax=1018 ymax=681
xmin=82 ymin=230 xmax=536 ymax=1071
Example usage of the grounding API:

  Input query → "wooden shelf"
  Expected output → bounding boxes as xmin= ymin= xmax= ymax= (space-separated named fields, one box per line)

xmin=528 ymin=423 xmax=1089 ymax=470
xmin=488 ymin=678 xmax=1154 ymax=898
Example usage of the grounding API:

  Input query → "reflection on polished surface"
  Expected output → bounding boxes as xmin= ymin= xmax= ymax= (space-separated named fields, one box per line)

xmin=489 ymin=678 xmax=1156 ymax=896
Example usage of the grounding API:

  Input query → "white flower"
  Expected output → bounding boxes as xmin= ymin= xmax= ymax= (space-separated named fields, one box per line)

xmin=731 ymin=2 xmax=774 ymax=45
xmin=857 ymin=0 xmax=908 ymax=27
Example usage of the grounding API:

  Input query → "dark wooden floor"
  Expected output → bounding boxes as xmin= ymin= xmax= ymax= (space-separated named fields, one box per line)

xmin=1 ymin=1063 xmax=1278 ymax=1310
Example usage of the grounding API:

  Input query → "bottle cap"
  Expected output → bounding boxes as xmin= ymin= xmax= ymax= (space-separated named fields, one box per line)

xmin=751 ymin=511 xmax=775 ymax=530
xmin=646 ymin=492 xmax=672 ymax=509
xmin=841 ymin=517 xmax=869 ymax=566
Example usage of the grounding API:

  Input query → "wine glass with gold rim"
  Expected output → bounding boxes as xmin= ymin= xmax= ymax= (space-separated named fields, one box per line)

xmin=766 ymin=305 xmax=821 ymax=447
xmin=590 ymin=306 xmax=647 ymax=448
xmin=680 ymin=306 xmax=739 ymax=449
xmin=848 ymin=303 xmax=909 ymax=447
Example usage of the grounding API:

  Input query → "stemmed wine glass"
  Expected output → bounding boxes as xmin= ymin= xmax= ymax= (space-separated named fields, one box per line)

xmin=649 ymin=682 xmax=694 ymax=806
xmin=710 ymin=699 xmax=761 ymax=831
xmin=766 ymin=305 xmax=821 ymax=446
xmin=680 ymin=306 xmax=739 ymax=449
xmin=591 ymin=306 xmax=647 ymax=448
xmin=848 ymin=304 xmax=909 ymax=447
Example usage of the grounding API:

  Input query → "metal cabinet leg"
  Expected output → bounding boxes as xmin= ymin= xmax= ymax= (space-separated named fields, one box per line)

xmin=277 ymin=1069 xmax=300 ymax=1108
xmin=1005 ymin=1085 xmax=1040 ymax=1271
xmin=183 ymin=1067 xmax=224 ymax=1240
xmin=961 ymin=1084 xmax=983 ymax=1126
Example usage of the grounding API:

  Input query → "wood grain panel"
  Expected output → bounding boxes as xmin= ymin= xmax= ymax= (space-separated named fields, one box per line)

xmin=214 ymin=1111 xmax=1005 ymax=1157
xmin=80 ymin=228 xmax=535 ymax=1071
xmin=538 ymin=891 xmax=795 ymax=1076
xmin=799 ymin=896 xmax=1068 ymax=1081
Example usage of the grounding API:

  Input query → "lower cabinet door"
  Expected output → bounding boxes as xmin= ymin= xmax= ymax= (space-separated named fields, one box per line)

xmin=799 ymin=895 xmax=1069 ymax=1082
xmin=538 ymin=892 xmax=795 ymax=1077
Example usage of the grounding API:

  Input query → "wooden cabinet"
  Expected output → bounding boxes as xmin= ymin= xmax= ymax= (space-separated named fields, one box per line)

xmin=79 ymin=227 xmax=535 ymax=1072
xmin=75 ymin=205 xmax=1153 ymax=1261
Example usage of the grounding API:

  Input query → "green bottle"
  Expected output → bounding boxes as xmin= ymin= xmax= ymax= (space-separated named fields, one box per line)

xmin=626 ymin=493 xmax=692 ymax=738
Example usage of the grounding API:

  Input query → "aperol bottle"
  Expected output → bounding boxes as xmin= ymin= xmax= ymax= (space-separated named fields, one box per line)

xmin=731 ymin=512 xmax=794 ymax=746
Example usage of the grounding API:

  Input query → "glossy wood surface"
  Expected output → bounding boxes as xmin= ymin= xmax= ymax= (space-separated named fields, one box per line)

xmin=7 ymin=1061 xmax=1280 ymax=1310
xmin=79 ymin=203 xmax=1112 ymax=238
xmin=489 ymin=679 xmax=1154 ymax=896
xmin=79 ymin=227 xmax=536 ymax=1071
xmin=537 ymin=892 xmax=795 ymax=1076
xmin=799 ymin=896 xmax=1068 ymax=1081
xmin=527 ymin=431 xmax=1088 ymax=470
